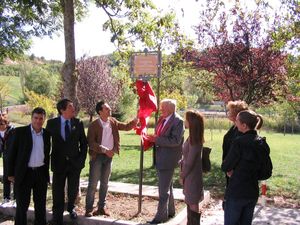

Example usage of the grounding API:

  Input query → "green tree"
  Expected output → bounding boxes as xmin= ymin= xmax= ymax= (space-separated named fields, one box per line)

xmin=0 ymin=0 xmax=61 ymax=62
xmin=24 ymin=67 xmax=60 ymax=97
xmin=0 ymin=80 xmax=10 ymax=110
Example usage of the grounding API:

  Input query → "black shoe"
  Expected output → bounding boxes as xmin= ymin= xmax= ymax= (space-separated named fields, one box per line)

xmin=148 ymin=219 xmax=161 ymax=224
xmin=69 ymin=210 xmax=78 ymax=220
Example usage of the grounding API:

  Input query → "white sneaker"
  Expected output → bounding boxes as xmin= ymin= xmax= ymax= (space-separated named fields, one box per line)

xmin=1 ymin=198 xmax=10 ymax=207
xmin=11 ymin=200 xmax=17 ymax=208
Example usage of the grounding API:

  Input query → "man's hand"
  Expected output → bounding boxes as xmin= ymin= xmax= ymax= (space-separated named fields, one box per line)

xmin=105 ymin=150 xmax=114 ymax=158
xmin=100 ymin=145 xmax=114 ymax=158
xmin=8 ymin=176 xmax=15 ymax=183
xmin=146 ymin=134 xmax=157 ymax=143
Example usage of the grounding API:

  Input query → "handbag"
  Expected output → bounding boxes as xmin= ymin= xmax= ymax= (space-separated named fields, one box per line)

xmin=202 ymin=147 xmax=212 ymax=173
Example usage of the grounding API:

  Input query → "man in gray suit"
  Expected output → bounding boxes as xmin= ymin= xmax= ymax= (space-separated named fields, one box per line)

xmin=148 ymin=99 xmax=184 ymax=224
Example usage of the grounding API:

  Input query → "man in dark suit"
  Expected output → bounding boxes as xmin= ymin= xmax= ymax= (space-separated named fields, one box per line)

xmin=8 ymin=107 xmax=51 ymax=225
xmin=46 ymin=99 xmax=87 ymax=225
xmin=148 ymin=99 xmax=184 ymax=224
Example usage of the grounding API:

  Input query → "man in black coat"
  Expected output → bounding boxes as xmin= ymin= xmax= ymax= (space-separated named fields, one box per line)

xmin=46 ymin=99 xmax=87 ymax=225
xmin=8 ymin=107 xmax=51 ymax=225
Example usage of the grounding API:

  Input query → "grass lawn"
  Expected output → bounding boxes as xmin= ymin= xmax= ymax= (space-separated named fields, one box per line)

xmin=0 ymin=75 xmax=23 ymax=105
xmin=3 ymin=120 xmax=299 ymax=201
xmin=81 ymin=128 xmax=300 ymax=200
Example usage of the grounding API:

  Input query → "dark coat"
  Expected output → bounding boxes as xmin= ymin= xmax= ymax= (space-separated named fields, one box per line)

xmin=7 ymin=125 xmax=51 ymax=185
xmin=46 ymin=117 xmax=88 ymax=172
xmin=221 ymin=130 xmax=263 ymax=200
xmin=222 ymin=125 xmax=242 ymax=161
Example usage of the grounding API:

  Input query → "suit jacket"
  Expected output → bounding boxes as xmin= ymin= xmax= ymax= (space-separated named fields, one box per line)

xmin=7 ymin=125 xmax=51 ymax=185
xmin=87 ymin=117 xmax=136 ymax=160
xmin=155 ymin=113 xmax=184 ymax=170
xmin=46 ymin=117 xmax=88 ymax=172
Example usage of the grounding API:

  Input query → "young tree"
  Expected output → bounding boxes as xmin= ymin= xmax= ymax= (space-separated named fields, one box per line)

xmin=77 ymin=56 xmax=122 ymax=122
xmin=182 ymin=0 xmax=288 ymax=106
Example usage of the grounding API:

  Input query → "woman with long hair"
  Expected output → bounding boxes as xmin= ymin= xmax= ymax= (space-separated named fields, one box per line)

xmin=222 ymin=110 xmax=267 ymax=225
xmin=179 ymin=110 xmax=205 ymax=225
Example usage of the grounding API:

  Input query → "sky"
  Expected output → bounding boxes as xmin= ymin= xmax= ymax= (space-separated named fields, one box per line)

xmin=28 ymin=0 xmax=201 ymax=61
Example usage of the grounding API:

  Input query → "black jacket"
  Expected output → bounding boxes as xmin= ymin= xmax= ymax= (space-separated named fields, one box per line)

xmin=221 ymin=130 xmax=265 ymax=200
xmin=7 ymin=125 xmax=51 ymax=185
xmin=46 ymin=117 xmax=88 ymax=172
xmin=222 ymin=125 xmax=242 ymax=161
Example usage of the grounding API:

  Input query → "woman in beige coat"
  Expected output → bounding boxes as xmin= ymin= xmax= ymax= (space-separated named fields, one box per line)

xmin=179 ymin=110 xmax=204 ymax=225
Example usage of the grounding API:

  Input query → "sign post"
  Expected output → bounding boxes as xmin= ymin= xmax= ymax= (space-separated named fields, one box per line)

xmin=130 ymin=48 xmax=161 ymax=214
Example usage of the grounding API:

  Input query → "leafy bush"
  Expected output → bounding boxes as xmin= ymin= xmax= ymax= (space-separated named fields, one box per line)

xmin=25 ymin=90 xmax=56 ymax=118
xmin=24 ymin=67 xmax=60 ymax=97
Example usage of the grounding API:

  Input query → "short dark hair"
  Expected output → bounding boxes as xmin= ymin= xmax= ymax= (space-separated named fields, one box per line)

xmin=95 ymin=101 xmax=105 ymax=115
xmin=57 ymin=98 xmax=72 ymax=115
xmin=31 ymin=107 xmax=46 ymax=117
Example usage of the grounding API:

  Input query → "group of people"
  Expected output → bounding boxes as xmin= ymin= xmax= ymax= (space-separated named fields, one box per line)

xmin=0 ymin=97 xmax=268 ymax=225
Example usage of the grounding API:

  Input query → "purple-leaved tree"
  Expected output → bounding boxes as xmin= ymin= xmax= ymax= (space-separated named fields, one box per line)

xmin=77 ymin=56 xmax=122 ymax=122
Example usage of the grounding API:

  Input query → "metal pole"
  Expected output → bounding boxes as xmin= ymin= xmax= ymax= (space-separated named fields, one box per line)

xmin=153 ymin=47 xmax=162 ymax=167
xmin=138 ymin=139 xmax=144 ymax=213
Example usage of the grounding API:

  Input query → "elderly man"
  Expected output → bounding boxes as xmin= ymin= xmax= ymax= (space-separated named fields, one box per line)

xmin=148 ymin=99 xmax=184 ymax=224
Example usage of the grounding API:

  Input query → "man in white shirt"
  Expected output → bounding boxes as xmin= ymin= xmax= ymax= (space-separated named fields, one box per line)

xmin=8 ymin=107 xmax=51 ymax=225
xmin=85 ymin=100 xmax=137 ymax=217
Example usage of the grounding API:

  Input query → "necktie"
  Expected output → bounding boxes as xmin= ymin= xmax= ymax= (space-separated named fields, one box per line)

xmin=65 ymin=120 xmax=70 ymax=140
xmin=156 ymin=119 xmax=166 ymax=136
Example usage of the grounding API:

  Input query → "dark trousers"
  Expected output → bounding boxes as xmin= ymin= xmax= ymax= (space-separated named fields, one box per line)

xmin=52 ymin=166 xmax=81 ymax=225
xmin=224 ymin=198 xmax=257 ymax=225
xmin=187 ymin=205 xmax=201 ymax=225
xmin=15 ymin=166 xmax=48 ymax=225
xmin=3 ymin=154 xmax=15 ymax=199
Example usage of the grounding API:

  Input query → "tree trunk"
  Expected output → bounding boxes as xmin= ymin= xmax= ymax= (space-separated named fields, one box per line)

xmin=60 ymin=0 xmax=79 ymax=112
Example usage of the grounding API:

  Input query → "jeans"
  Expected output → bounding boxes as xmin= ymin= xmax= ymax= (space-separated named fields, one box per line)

xmin=85 ymin=154 xmax=112 ymax=211
xmin=224 ymin=198 xmax=257 ymax=225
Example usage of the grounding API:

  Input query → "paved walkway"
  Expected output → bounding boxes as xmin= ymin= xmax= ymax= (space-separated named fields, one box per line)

xmin=200 ymin=199 xmax=300 ymax=225
xmin=0 ymin=172 xmax=299 ymax=224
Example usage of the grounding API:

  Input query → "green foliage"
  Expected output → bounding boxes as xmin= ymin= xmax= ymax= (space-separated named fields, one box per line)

xmin=80 ymin=129 xmax=300 ymax=200
xmin=160 ymin=89 xmax=187 ymax=110
xmin=0 ymin=75 xmax=23 ymax=105
xmin=24 ymin=67 xmax=61 ymax=98
xmin=25 ymin=90 xmax=56 ymax=118
xmin=0 ymin=0 xmax=62 ymax=62
xmin=0 ymin=79 xmax=10 ymax=110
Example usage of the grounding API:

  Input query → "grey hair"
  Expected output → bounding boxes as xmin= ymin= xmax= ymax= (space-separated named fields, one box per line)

xmin=160 ymin=99 xmax=177 ymax=112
